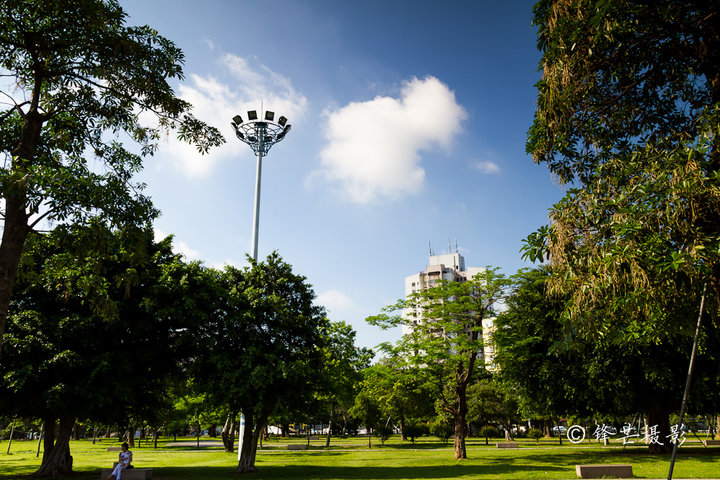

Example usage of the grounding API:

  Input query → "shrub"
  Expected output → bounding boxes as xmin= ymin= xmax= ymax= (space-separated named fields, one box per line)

xmin=528 ymin=428 xmax=543 ymax=443
xmin=404 ymin=423 xmax=429 ymax=444
xmin=479 ymin=426 xmax=500 ymax=439
xmin=430 ymin=421 xmax=453 ymax=444
xmin=374 ymin=424 xmax=393 ymax=445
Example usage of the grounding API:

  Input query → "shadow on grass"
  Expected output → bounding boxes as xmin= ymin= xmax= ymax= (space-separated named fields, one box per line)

xmin=151 ymin=462 xmax=569 ymax=480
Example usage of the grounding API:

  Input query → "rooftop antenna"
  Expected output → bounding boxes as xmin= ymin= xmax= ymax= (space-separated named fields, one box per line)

xmin=429 ymin=241 xmax=434 ymax=256
xmin=448 ymin=238 xmax=451 ymax=254
xmin=455 ymin=237 xmax=458 ymax=253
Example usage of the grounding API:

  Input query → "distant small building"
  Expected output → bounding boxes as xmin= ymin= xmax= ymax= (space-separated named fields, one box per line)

xmin=403 ymin=250 xmax=495 ymax=368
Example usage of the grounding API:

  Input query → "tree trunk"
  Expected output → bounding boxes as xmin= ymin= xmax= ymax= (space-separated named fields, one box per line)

xmin=221 ymin=411 xmax=236 ymax=453
xmin=325 ymin=411 xmax=333 ymax=448
xmin=237 ymin=411 xmax=268 ymax=474
xmin=400 ymin=415 xmax=407 ymax=441
xmin=646 ymin=402 xmax=672 ymax=454
xmin=504 ymin=422 xmax=513 ymax=441
xmin=0 ymin=104 xmax=44 ymax=353
xmin=453 ymin=413 xmax=467 ymax=459
xmin=0 ymin=191 xmax=30 ymax=354
xmin=34 ymin=417 xmax=74 ymax=477
xmin=453 ymin=377 xmax=469 ymax=459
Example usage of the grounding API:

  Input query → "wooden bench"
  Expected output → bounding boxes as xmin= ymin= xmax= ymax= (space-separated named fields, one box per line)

xmin=287 ymin=444 xmax=308 ymax=450
xmin=495 ymin=442 xmax=518 ymax=448
xmin=99 ymin=468 xmax=152 ymax=479
xmin=576 ymin=464 xmax=632 ymax=478
xmin=107 ymin=447 xmax=122 ymax=452
xmin=702 ymin=439 xmax=720 ymax=446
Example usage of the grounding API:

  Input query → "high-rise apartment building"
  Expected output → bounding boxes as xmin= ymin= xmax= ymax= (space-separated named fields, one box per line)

xmin=403 ymin=250 xmax=496 ymax=367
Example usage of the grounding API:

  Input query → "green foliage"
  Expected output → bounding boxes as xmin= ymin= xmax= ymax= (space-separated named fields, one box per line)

xmin=528 ymin=428 xmax=543 ymax=443
xmin=313 ymin=321 xmax=373 ymax=433
xmin=0 ymin=0 xmax=224 ymax=352
xmin=429 ymin=419 xmax=453 ymax=444
xmin=495 ymin=267 xmax=720 ymax=452
xmin=479 ymin=426 xmax=500 ymax=439
xmin=190 ymin=253 xmax=328 ymax=415
xmin=403 ymin=422 xmax=429 ymax=444
xmin=352 ymin=357 xmax=435 ymax=441
xmin=188 ymin=252 xmax=330 ymax=471
xmin=368 ymin=267 xmax=512 ymax=459
xmin=525 ymin=0 xmax=720 ymax=341
xmin=466 ymin=379 xmax=520 ymax=432
xmin=528 ymin=0 xmax=719 ymax=184
xmin=349 ymin=386 xmax=382 ymax=435
xmin=373 ymin=424 xmax=393 ymax=445
xmin=0 ymin=224 xmax=195 ymax=424
xmin=525 ymin=2 xmax=720 ymax=454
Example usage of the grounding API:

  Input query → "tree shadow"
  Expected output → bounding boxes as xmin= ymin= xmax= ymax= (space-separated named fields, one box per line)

xmin=151 ymin=463 xmax=569 ymax=479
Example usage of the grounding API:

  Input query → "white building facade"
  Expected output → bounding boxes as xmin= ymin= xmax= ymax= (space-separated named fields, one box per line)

xmin=403 ymin=251 xmax=496 ymax=367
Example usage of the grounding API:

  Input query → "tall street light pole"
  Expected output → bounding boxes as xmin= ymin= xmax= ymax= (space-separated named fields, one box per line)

xmin=231 ymin=109 xmax=292 ymax=261
xmin=230 ymin=108 xmax=291 ymax=463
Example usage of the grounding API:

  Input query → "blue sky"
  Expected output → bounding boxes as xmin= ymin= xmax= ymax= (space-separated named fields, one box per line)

xmin=120 ymin=0 xmax=563 ymax=352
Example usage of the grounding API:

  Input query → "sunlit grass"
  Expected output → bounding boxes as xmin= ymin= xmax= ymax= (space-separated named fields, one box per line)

xmin=1 ymin=435 xmax=718 ymax=479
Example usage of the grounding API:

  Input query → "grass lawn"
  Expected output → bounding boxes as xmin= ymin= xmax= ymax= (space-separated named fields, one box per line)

xmin=1 ymin=435 xmax=719 ymax=479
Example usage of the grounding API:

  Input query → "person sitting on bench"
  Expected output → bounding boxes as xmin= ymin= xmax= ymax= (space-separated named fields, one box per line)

xmin=105 ymin=442 xmax=133 ymax=480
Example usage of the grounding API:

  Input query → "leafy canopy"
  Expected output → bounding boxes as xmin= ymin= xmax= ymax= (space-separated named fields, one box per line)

xmin=525 ymin=0 xmax=720 ymax=339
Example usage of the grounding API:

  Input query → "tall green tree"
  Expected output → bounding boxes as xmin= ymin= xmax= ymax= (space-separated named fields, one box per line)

xmin=368 ymin=267 xmax=511 ymax=459
xmin=525 ymin=0 xmax=720 ymax=451
xmin=189 ymin=253 xmax=329 ymax=473
xmin=316 ymin=321 xmax=373 ymax=447
xmin=525 ymin=0 xmax=720 ymax=335
xmin=494 ymin=267 xmax=720 ymax=453
xmin=493 ymin=268 xmax=592 ymax=420
xmin=0 ymin=0 xmax=223 ymax=350
xmin=466 ymin=378 xmax=520 ymax=442
xmin=0 ymin=224 xmax=200 ymax=476
xmin=356 ymin=358 xmax=435 ymax=441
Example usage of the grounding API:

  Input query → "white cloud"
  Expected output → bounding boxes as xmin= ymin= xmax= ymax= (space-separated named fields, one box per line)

xmin=175 ymin=240 xmax=201 ymax=260
xmin=210 ymin=258 xmax=243 ymax=270
xmin=315 ymin=76 xmax=466 ymax=204
xmin=153 ymin=228 xmax=200 ymax=260
xmin=474 ymin=160 xmax=500 ymax=174
xmin=317 ymin=289 xmax=354 ymax=314
xmin=157 ymin=54 xmax=307 ymax=176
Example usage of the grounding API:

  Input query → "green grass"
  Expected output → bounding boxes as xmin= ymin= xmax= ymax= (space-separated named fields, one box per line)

xmin=1 ymin=436 xmax=719 ymax=479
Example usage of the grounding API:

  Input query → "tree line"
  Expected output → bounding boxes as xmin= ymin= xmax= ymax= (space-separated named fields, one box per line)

xmin=4 ymin=0 xmax=720 ymax=475
xmin=0 ymin=223 xmax=372 ymax=475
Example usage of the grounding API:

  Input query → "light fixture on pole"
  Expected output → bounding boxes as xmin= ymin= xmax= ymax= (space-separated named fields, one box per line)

xmin=231 ymin=109 xmax=292 ymax=261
